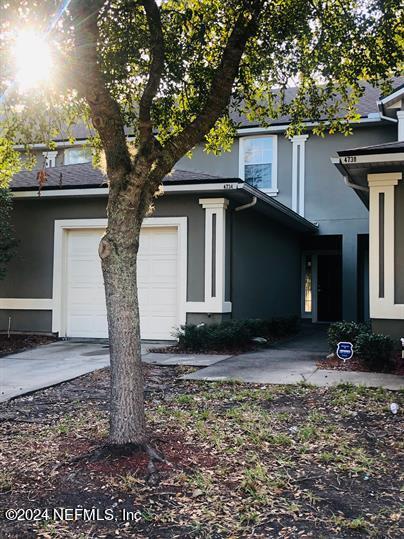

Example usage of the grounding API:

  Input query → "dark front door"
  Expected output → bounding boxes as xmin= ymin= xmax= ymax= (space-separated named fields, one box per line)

xmin=317 ymin=254 xmax=342 ymax=322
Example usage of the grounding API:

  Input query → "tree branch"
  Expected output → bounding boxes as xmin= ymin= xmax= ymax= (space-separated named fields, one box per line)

xmin=138 ymin=0 xmax=164 ymax=150
xmin=153 ymin=1 xmax=262 ymax=182
xmin=69 ymin=0 xmax=132 ymax=181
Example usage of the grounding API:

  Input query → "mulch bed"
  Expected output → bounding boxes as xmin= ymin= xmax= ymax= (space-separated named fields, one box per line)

xmin=0 ymin=365 xmax=403 ymax=538
xmin=0 ymin=334 xmax=57 ymax=357
xmin=317 ymin=352 xmax=404 ymax=376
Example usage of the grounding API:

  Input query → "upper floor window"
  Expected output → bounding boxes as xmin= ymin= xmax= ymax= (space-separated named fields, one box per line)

xmin=239 ymin=135 xmax=278 ymax=194
xmin=64 ymin=147 xmax=92 ymax=165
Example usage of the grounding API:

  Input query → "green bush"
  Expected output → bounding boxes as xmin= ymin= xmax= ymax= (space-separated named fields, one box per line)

xmin=176 ymin=317 xmax=299 ymax=352
xmin=328 ymin=321 xmax=371 ymax=353
xmin=355 ymin=333 xmax=394 ymax=372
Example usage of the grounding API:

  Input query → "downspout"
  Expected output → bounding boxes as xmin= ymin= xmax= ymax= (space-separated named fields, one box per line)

xmin=343 ymin=176 xmax=369 ymax=192
xmin=235 ymin=196 xmax=257 ymax=212
xmin=376 ymin=100 xmax=398 ymax=124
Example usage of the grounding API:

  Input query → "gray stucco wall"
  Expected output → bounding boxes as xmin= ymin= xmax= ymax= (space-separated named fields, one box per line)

xmin=175 ymin=124 xmax=397 ymax=322
xmin=0 ymin=194 xmax=208 ymax=332
xmin=231 ymin=208 xmax=302 ymax=319
xmin=372 ymin=319 xmax=404 ymax=341
xmin=395 ymin=179 xmax=404 ymax=304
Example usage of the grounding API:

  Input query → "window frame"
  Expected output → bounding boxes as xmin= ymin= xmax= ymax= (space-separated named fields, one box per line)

xmin=238 ymin=135 xmax=278 ymax=195
xmin=64 ymin=147 xmax=92 ymax=166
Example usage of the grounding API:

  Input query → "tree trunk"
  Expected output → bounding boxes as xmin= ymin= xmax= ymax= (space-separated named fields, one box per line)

xmin=100 ymin=191 xmax=146 ymax=446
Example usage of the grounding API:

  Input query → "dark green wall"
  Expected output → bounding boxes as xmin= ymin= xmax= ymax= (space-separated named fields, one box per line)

xmin=231 ymin=208 xmax=302 ymax=319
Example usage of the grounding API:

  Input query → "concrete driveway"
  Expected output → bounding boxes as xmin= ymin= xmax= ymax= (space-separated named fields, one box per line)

xmin=0 ymin=340 xmax=228 ymax=402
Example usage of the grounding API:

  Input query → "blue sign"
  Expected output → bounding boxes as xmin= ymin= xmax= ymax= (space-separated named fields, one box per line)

xmin=336 ymin=341 xmax=353 ymax=361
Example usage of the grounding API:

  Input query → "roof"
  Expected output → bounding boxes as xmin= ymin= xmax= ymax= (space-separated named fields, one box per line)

xmin=231 ymin=78 xmax=404 ymax=127
xmin=10 ymin=163 xmax=230 ymax=191
xmin=338 ymin=141 xmax=404 ymax=157
xmin=10 ymin=163 xmax=317 ymax=233
xmin=18 ymin=78 xmax=404 ymax=143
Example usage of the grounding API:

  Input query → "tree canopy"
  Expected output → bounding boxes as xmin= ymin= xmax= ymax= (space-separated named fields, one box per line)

xmin=0 ymin=0 xmax=402 ymax=167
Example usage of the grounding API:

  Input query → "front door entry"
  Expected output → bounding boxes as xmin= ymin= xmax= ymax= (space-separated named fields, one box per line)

xmin=317 ymin=254 xmax=342 ymax=322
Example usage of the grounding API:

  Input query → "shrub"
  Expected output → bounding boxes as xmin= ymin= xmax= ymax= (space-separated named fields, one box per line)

xmin=328 ymin=321 xmax=371 ymax=353
xmin=355 ymin=333 xmax=394 ymax=372
xmin=176 ymin=317 xmax=299 ymax=353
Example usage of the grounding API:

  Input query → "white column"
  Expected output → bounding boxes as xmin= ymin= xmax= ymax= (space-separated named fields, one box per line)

xmin=42 ymin=151 xmax=58 ymax=167
xmin=186 ymin=198 xmax=231 ymax=313
xmin=397 ymin=110 xmax=404 ymax=142
xmin=291 ymin=135 xmax=309 ymax=216
xmin=368 ymin=172 xmax=404 ymax=319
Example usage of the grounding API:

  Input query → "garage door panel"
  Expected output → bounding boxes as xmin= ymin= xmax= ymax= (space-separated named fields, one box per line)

xmin=68 ymin=315 xmax=108 ymax=338
xmin=65 ymin=226 xmax=179 ymax=339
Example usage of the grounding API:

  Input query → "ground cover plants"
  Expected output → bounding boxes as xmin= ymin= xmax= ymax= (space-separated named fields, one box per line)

xmin=0 ymin=365 xmax=402 ymax=538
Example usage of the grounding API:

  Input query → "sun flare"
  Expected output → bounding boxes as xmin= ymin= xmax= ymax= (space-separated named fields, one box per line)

xmin=14 ymin=30 xmax=53 ymax=91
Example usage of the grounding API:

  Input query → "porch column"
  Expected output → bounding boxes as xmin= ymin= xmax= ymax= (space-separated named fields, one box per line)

xmin=342 ymin=233 xmax=358 ymax=321
xmin=186 ymin=198 xmax=232 ymax=314
xmin=368 ymin=172 xmax=404 ymax=320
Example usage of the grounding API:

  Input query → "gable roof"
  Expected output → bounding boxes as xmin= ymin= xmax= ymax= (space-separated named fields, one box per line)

xmin=10 ymin=163 xmax=231 ymax=191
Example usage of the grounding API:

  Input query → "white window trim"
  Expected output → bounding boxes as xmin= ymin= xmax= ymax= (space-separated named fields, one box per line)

xmin=238 ymin=135 xmax=278 ymax=196
xmin=52 ymin=217 xmax=188 ymax=337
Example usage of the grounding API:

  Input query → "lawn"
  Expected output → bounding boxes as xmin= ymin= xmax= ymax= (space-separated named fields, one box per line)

xmin=0 ymin=366 xmax=402 ymax=538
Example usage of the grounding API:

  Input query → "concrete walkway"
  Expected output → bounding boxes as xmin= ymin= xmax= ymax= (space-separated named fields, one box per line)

xmin=183 ymin=326 xmax=404 ymax=391
xmin=1 ymin=327 xmax=403 ymax=402
xmin=0 ymin=340 xmax=228 ymax=402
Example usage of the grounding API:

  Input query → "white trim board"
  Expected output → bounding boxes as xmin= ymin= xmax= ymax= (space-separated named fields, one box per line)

xmin=340 ymin=153 xmax=404 ymax=165
xmin=12 ymin=182 xmax=242 ymax=199
xmin=0 ymin=298 xmax=53 ymax=310
xmin=52 ymin=217 xmax=188 ymax=337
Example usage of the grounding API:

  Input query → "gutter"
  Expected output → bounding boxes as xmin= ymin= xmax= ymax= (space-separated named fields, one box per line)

xmin=376 ymin=99 xmax=398 ymax=124
xmin=330 ymin=157 xmax=368 ymax=193
xmin=240 ymin=182 xmax=318 ymax=231
xmin=343 ymin=176 xmax=369 ymax=192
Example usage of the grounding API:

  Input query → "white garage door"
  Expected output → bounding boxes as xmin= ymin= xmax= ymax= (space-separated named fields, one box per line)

xmin=65 ymin=226 xmax=178 ymax=340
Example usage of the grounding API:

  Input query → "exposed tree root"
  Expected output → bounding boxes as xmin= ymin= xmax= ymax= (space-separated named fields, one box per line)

xmin=59 ymin=441 xmax=169 ymax=484
xmin=144 ymin=443 xmax=168 ymax=485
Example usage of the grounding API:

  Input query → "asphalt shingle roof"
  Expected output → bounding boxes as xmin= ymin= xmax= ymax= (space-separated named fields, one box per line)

xmin=10 ymin=163 xmax=230 ymax=191
xmin=32 ymin=77 xmax=404 ymax=141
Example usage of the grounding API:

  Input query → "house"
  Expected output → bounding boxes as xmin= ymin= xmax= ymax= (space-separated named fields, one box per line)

xmin=0 ymin=79 xmax=403 ymax=341
xmin=332 ymin=86 xmax=404 ymax=339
